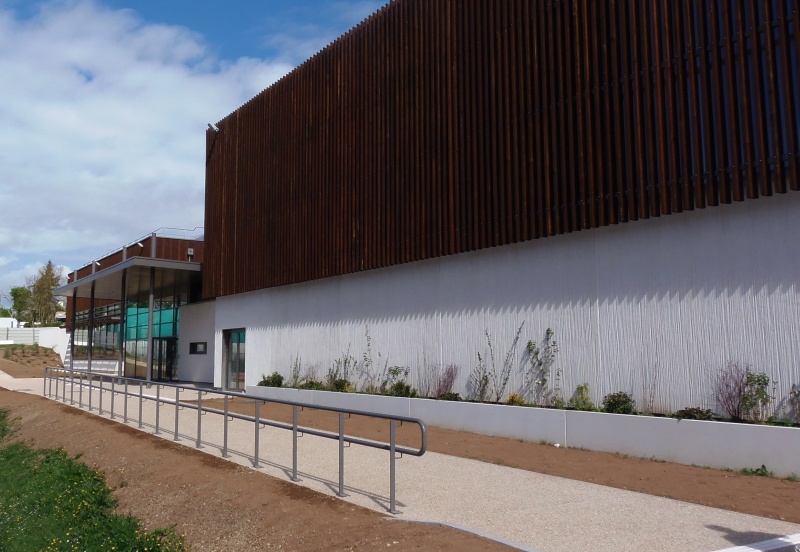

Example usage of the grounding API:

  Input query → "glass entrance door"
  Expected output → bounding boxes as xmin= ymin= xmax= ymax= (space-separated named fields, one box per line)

xmin=153 ymin=337 xmax=177 ymax=381
xmin=224 ymin=329 xmax=245 ymax=390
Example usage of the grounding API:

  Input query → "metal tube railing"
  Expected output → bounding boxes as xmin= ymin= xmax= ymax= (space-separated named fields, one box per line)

xmin=43 ymin=367 xmax=426 ymax=513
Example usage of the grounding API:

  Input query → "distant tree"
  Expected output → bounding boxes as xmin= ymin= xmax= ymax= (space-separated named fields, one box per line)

xmin=28 ymin=261 xmax=64 ymax=326
xmin=0 ymin=306 xmax=12 ymax=318
xmin=10 ymin=286 xmax=32 ymax=325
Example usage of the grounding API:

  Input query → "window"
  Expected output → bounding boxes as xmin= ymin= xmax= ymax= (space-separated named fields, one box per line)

xmin=189 ymin=342 xmax=207 ymax=354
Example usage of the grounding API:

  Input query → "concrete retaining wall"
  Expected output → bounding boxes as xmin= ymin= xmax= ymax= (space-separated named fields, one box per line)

xmin=247 ymin=385 xmax=800 ymax=477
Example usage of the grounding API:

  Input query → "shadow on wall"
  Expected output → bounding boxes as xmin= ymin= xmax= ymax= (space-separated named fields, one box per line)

xmin=237 ymin=192 xmax=800 ymax=329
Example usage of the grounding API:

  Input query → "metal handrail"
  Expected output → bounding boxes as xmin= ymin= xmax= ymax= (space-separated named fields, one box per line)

xmin=43 ymin=367 xmax=426 ymax=514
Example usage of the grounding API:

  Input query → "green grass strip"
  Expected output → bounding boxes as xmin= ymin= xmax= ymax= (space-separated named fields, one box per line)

xmin=0 ymin=409 xmax=185 ymax=551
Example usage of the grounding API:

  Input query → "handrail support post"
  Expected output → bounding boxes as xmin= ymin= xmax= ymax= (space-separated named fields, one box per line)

xmin=338 ymin=412 xmax=346 ymax=497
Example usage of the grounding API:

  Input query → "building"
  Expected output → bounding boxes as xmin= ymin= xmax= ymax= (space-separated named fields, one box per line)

xmin=61 ymin=0 xmax=800 ymax=413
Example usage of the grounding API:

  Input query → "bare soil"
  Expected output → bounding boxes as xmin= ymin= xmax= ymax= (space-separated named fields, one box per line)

xmin=1 ymin=355 xmax=799 ymax=550
xmin=0 ymin=346 xmax=62 ymax=378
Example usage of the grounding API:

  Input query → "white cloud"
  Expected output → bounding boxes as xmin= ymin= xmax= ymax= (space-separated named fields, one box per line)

xmin=0 ymin=0 xmax=293 ymax=295
xmin=259 ymin=0 xmax=386 ymax=65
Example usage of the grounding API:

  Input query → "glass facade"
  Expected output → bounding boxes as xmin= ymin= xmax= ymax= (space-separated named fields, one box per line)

xmin=73 ymin=302 xmax=180 ymax=381
xmin=124 ymin=304 xmax=179 ymax=379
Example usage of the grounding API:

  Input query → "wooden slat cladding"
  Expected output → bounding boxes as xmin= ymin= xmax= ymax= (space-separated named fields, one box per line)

xmin=204 ymin=0 xmax=800 ymax=299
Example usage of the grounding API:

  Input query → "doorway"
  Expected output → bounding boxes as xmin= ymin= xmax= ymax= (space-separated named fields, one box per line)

xmin=153 ymin=337 xmax=177 ymax=381
xmin=223 ymin=329 xmax=246 ymax=390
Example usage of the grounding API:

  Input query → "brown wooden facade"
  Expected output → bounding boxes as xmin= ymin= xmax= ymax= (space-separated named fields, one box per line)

xmin=204 ymin=0 xmax=800 ymax=299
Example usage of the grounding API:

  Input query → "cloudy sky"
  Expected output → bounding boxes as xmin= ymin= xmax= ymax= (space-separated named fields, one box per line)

xmin=0 ymin=0 xmax=385 ymax=305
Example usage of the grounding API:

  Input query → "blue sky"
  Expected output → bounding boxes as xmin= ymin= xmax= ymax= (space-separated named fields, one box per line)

xmin=0 ymin=0 xmax=385 ymax=307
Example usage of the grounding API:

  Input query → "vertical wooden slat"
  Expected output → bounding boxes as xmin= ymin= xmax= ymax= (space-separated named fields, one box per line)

xmin=661 ymin=0 xmax=681 ymax=212
xmin=707 ymin=0 xmax=729 ymax=204
xmin=748 ymin=1 xmax=772 ymax=197
xmin=608 ymin=0 xmax=626 ymax=223
xmin=627 ymin=0 xmax=649 ymax=218
xmin=590 ymin=1 xmax=606 ymax=226
xmin=572 ymin=0 xmax=593 ymax=229
xmin=720 ymin=0 xmax=743 ymax=201
xmin=201 ymin=0 xmax=799 ymax=300
xmin=776 ymin=0 xmax=798 ymax=191
xmin=562 ymin=0 xmax=579 ymax=231
xmin=762 ymin=0 xmax=785 ymax=193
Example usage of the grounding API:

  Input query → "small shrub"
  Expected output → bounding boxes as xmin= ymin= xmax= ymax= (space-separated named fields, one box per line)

xmin=258 ymin=372 xmax=284 ymax=387
xmin=741 ymin=371 xmax=772 ymax=422
xmin=384 ymin=381 xmax=418 ymax=398
xmin=524 ymin=328 xmax=560 ymax=406
xmin=299 ymin=379 xmax=326 ymax=390
xmin=330 ymin=378 xmax=354 ymax=393
xmin=713 ymin=361 xmax=774 ymax=422
xmin=326 ymin=349 xmax=357 ymax=390
xmin=568 ymin=383 xmax=596 ymax=411
xmin=740 ymin=465 xmax=773 ymax=477
xmin=288 ymin=356 xmax=302 ymax=388
xmin=467 ymin=355 xmax=490 ymax=402
xmin=437 ymin=392 xmax=462 ymax=401
xmin=434 ymin=364 xmax=459 ymax=398
xmin=602 ymin=391 xmax=636 ymax=414
xmin=789 ymin=385 xmax=800 ymax=423
xmin=672 ymin=407 xmax=714 ymax=421
xmin=505 ymin=392 xmax=526 ymax=406
xmin=379 ymin=366 xmax=417 ymax=397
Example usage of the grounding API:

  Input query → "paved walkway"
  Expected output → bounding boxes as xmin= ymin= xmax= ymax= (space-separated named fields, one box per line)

xmin=3 ymin=372 xmax=800 ymax=552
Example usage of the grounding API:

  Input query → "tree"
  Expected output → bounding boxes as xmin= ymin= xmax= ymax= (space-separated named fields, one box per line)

xmin=28 ymin=261 xmax=64 ymax=326
xmin=10 ymin=286 xmax=32 ymax=324
xmin=0 ymin=306 xmax=12 ymax=318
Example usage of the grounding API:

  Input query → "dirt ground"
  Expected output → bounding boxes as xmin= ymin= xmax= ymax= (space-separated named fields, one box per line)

xmin=0 ymin=347 xmax=61 ymax=378
xmin=1 ymin=359 xmax=799 ymax=550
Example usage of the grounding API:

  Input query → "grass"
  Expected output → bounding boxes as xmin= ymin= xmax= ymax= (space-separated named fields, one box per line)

xmin=0 ymin=409 xmax=185 ymax=552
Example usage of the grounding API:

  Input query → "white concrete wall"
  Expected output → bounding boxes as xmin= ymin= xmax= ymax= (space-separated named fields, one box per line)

xmin=38 ymin=327 xmax=69 ymax=361
xmin=217 ymin=192 xmax=800 ymax=413
xmin=179 ymin=301 xmax=215 ymax=383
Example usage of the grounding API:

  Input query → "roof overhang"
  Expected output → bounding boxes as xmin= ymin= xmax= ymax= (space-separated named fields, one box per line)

xmin=56 ymin=257 xmax=201 ymax=302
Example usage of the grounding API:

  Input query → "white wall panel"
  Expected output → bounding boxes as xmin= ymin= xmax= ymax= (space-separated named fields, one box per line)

xmin=213 ymin=192 xmax=800 ymax=413
xmin=178 ymin=301 xmax=215 ymax=383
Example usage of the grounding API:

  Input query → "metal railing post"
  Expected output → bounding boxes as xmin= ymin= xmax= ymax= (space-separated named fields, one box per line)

xmin=110 ymin=378 xmax=115 ymax=419
xmin=88 ymin=373 xmax=93 ymax=411
xmin=61 ymin=371 xmax=67 ymax=401
xmin=173 ymin=387 xmax=180 ymax=441
xmin=154 ymin=384 xmax=161 ymax=435
xmin=338 ymin=412 xmax=346 ymax=497
xmin=389 ymin=420 xmax=399 ymax=514
xmin=44 ymin=368 xmax=50 ymax=397
xmin=222 ymin=395 xmax=230 ymax=458
xmin=98 ymin=376 xmax=103 ymax=415
xmin=78 ymin=371 xmax=83 ymax=408
xmin=253 ymin=401 xmax=261 ymax=468
xmin=123 ymin=379 xmax=128 ymax=423
xmin=69 ymin=370 xmax=75 ymax=405
xmin=138 ymin=381 xmax=143 ymax=429
xmin=196 ymin=392 xmax=204 ymax=449
xmin=291 ymin=405 xmax=300 ymax=482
